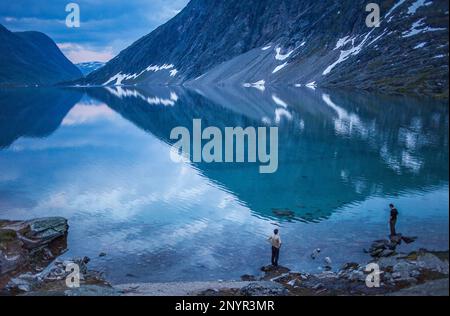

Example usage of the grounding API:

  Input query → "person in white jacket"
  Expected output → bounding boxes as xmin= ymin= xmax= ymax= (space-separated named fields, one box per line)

xmin=268 ymin=229 xmax=282 ymax=267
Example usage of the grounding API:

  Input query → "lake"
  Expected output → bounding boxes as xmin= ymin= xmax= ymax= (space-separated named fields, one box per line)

xmin=0 ymin=86 xmax=448 ymax=284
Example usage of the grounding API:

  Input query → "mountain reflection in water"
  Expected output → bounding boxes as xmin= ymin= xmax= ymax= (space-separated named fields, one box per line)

xmin=0 ymin=86 xmax=448 ymax=283
xmin=86 ymin=85 xmax=449 ymax=223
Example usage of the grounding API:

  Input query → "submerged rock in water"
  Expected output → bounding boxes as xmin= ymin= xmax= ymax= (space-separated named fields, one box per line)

xmin=271 ymin=209 xmax=295 ymax=217
xmin=368 ymin=235 xmax=418 ymax=258
xmin=380 ymin=249 xmax=396 ymax=258
xmin=402 ymin=236 xmax=418 ymax=244
xmin=311 ymin=248 xmax=321 ymax=260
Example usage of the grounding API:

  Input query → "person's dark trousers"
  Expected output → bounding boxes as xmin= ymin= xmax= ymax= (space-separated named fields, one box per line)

xmin=271 ymin=246 xmax=280 ymax=267
xmin=390 ymin=219 xmax=397 ymax=236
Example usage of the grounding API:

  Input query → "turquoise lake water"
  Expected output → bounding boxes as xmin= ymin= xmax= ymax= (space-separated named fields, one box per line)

xmin=0 ymin=86 xmax=448 ymax=284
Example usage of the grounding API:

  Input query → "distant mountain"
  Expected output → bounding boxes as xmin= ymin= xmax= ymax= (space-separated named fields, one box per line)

xmin=76 ymin=62 xmax=106 ymax=76
xmin=0 ymin=24 xmax=82 ymax=86
xmin=83 ymin=0 xmax=448 ymax=98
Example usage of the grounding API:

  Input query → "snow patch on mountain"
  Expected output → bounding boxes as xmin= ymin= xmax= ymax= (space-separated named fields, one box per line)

xmin=402 ymin=19 xmax=446 ymax=37
xmin=386 ymin=0 xmax=408 ymax=19
xmin=323 ymin=30 xmax=375 ymax=75
xmin=273 ymin=62 xmax=288 ymax=74
xmin=275 ymin=47 xmax=294 ymax=61
xmin=414 ymin=42 xmax=427 ymax=49
xmin=408 ymin=0 xmax=433 ymax=15
xmin=334 ymin=36 xmax=353 ymax=50
xmin=103 ymin=64 xmax=178 ymax=85
xmin=368 ymin=29 xmax=388 ymax=47
xmin=104 ymin=73 xmax=129 ymax=86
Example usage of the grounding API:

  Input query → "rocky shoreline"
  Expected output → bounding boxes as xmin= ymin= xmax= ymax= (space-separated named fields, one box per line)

xmin=1 ymin=217 xmax=448 ymax=296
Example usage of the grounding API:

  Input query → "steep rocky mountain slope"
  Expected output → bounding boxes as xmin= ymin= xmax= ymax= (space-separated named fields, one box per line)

xmin=0 ymin=24 xmax=82 ymax=86
xmin=83 ymin=0 xmax=449 ymax=97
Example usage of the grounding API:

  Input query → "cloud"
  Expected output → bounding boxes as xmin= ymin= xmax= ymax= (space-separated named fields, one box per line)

xmin=1 ymin=0 xmax=189 ymax=62
xmin=62 ymin=103 xmax=117 ymax=126
xmin=57 ymin=43 xmax=115 ymax=63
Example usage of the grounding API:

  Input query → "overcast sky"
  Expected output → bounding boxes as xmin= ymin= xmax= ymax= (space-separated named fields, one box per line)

xmin=0 ymin=0 xmax=189 ymax=63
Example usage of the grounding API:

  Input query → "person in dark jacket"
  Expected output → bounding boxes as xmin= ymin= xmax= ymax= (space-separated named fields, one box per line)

xmin=389 ymin=204 xmax=399 ymax=236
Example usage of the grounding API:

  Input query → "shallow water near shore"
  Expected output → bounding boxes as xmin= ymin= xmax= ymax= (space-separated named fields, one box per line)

xmin=0 ymin=86 xmax=448 ymax=284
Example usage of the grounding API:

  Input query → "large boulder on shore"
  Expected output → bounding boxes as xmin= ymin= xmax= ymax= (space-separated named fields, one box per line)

xmin=20 ymin=217 xmax=68 ymax=249
xmin=0 ymin=217 xmax=68 ymax=277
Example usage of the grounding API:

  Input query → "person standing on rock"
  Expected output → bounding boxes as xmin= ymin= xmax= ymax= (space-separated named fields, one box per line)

xmin=389 ymin=204 xmax=399 ymax=236
xmin=268 ymin=229 xmax=282 ymax=267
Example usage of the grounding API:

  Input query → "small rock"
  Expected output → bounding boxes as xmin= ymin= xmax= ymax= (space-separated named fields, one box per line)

xmin=6 ymin=273 xmax=37 ymax=293
xmin=380 ymin=249 xmax=395 ymax=257
xmin=371 ymin=240 xmax=389 ymax=250
xmin=324 ymin=257 xmax=332 ymax=270
xmin=342 ymin=262 xmax=360 ymax=271
xmin=315 ymin=288 xmax=328 ymax=295
xmin=370 ymin=248 xmax=384 ymax=257
xmin=312 ymin=283 xmax=324 ymax=290
xmin=240 ymin=282 xmax=288 ymax=296
xmin=348 ymin=270 xmax=365 ymax=282
xmin=241 ymin=274 xmax=257 ymax=281
xmin=410 ymin=270 xmax=421 ymax=278
xmin=393 ymin=262 xmax=416 ymax=279
xmin=402 ymin=236 xmax=418 ymax=244
xmin=395 ymin=277 xmax=418 ymax=287
xmin=272 ymin=209 xmax=295 ymax=217
xmin=390 ymin=234 xmax=403 ymax=245
xmin=287 ymin=280 xmax=296 ymax=287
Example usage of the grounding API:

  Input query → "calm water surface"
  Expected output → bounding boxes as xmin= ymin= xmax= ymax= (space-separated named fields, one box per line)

xmin=0 ymin=86 xmax=448 ymax=284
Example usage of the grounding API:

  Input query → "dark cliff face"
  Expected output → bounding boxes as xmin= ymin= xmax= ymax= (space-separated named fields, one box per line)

xmin=84 ymin=0 xmax=448 ymax=98
xmin=0 ymin=25 xmax=82 ymax=86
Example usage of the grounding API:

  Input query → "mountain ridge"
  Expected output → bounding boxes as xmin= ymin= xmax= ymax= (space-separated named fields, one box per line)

xmin=83 ymin=0 xmax=448 ymax=98
xmin=0 ymin=24 xmax=82 ymax=86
